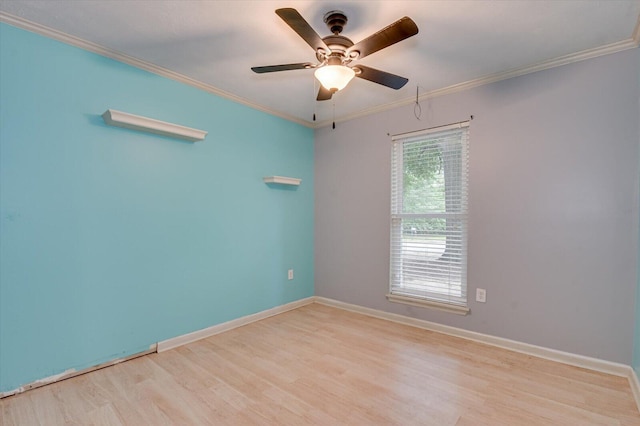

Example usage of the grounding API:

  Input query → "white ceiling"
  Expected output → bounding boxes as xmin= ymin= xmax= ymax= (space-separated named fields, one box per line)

xmin=1 ymin=1 xmax=639 ymax=127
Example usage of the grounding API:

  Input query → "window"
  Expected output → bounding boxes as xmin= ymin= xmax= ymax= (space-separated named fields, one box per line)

xmin=388 ymin=122 xmax=470 ymax=314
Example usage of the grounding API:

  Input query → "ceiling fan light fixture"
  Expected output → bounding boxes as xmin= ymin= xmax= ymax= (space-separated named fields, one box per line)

xmin=314 ymin=65 xmax=355 ymax=92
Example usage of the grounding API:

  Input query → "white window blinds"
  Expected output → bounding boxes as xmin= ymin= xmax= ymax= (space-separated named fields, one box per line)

xmin=390 ymin=122 xmax=469 ymax=308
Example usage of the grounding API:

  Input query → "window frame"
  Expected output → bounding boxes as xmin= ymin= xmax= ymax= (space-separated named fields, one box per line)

xmin=387 ymin=122 xmax=470 ymax=315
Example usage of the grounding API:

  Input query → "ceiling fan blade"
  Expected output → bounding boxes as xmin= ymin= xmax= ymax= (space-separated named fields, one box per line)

xmin=347 ymin=17 xmax=418 ymax=60
xmin=316 ymin=86 xmax=334 ymax=101
xmin=355 ymin=65 xmax=409 ymax=89
xmin=276 ymin=8 xmax=330 ymax=54
xmin=251 ymin=63 xmax=315 ymax=73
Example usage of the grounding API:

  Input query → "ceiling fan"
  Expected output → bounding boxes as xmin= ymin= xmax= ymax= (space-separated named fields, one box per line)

xmin=251 ymin=8 xmax=419 ymax=101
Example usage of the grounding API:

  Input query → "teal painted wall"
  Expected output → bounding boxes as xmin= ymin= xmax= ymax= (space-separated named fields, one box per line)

xmin=0 ymin=24 xmax=314 ymax=393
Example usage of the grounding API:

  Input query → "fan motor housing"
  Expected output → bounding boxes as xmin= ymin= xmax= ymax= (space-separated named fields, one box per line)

xmin=317 ymin=34 xmax=354 ymax=62
xmin=318 ymin=11 xmax=356 ymax=63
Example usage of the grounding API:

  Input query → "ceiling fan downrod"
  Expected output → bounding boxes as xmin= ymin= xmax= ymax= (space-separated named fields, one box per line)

xmin=323 ymin=10 xmax=348 ymax=35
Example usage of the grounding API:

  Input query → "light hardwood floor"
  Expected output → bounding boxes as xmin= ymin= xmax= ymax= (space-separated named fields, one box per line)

xmin=2 ymin=303 xmax=639 ymax=425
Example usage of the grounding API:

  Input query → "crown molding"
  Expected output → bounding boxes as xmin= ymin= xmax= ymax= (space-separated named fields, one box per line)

xmin=2 ymin=11 xmax=638 ymax=131
xmin=0 ymin=12 xmax=313 ymax=128
xmin=316 ymin=35 xmax=640 ymax=129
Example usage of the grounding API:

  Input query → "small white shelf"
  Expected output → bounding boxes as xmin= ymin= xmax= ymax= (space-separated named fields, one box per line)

xmin=263 ymin=176 xmax=302 ymax=186
xmin=102 ymin=109 xmax=207 ymax=142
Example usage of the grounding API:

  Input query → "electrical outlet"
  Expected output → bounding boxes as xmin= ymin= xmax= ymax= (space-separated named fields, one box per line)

xmin=476 ymin=288 xmax=486 ymax=303
xmin=288 ymin=269 xmax=294 ymax=280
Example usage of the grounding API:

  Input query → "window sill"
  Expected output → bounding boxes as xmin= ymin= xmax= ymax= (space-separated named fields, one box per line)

xmin=386 ymin=293 xmax=470 ymax=316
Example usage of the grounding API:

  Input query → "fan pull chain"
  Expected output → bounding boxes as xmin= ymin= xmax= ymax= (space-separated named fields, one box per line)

xmin=312 ymin=77 xmax=317 ymax=121
xmin=332 ymin=100 xmax=336 ymax=129
xmin=414 ymin=85 xmax=422 ymax=120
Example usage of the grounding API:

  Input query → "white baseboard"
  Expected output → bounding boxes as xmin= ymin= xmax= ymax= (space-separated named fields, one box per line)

xmin=156 ymin=297 xmax=315 ymax=352
xmin=315 ymin=296 xmax=640 ymax=412
xmin=313 ymin=296 xmax=631 ymax=378
xmin=4 ymin=294 xmax=638 ymax=413
xmin=0 ymin=345 xmax=157 ymax=399
xmin=1 ymin=297 xmax=315 ymax=398
xmin=629 ymin=367 xmax=640 ymax=413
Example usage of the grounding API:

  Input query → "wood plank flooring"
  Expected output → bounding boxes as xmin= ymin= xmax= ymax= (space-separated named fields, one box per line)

xmin=2 ymin=303 xmax=639 ymax=425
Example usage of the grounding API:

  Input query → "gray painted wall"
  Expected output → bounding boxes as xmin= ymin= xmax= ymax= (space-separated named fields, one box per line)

xmin=635 ymin=54 xmax=640 ymax=374
xmin=314 ymin=48 xmax=639 ymax=364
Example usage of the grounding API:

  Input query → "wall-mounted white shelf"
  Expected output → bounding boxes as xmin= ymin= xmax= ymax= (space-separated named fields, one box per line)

xmin=263 ymin=176 xmax=302 ymax=186
xmin=102 ymin=109 xmax=207 ymax=142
